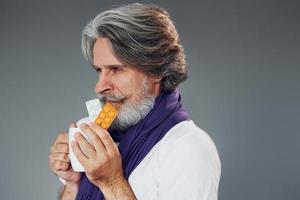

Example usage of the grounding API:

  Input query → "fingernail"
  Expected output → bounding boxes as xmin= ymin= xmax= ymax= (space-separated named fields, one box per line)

xmin=89 ymin=122 xmax=95 ymax=126
xmin=79 ymin=123 xmax=87 ymax=129
xmin=69 ymin=122 xmax=76 ymax=128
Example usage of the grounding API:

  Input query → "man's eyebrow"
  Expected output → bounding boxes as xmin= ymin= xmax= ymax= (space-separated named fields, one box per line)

xmin=93 ymin=64 xmax=127 ymax=69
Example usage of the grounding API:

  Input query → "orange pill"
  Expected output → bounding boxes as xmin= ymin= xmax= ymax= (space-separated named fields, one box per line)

xmin=109 ymin=111 xmax=115 ymax=117
xmin=101 ymin=123 xmax=107 ymax=129
xmin=104 ymin=106 xmax=109 ymax=112
xmin=99 ymin=112 xmax=105 ymax=119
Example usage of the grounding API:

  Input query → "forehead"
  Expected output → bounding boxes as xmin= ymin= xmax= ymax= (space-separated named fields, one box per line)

xmin=93 ymin=38 xmax=124 ymax=67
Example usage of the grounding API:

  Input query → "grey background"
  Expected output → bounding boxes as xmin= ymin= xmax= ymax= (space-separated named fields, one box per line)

xmin=0 ymin=0 xmax=299 ymax=199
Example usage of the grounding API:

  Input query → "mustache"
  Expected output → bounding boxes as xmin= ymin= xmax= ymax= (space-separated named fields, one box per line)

xmin=97 ymin=93 xmax=126 ymax=103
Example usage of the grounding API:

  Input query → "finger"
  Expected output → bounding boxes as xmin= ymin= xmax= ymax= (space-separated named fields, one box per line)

xmin=58 ymin=169 xmax=81 ymax=180
xmin=52 ymin=152 xmax=70 ymax=163
xmin=74 ymin=132 xmax=96 ymax=158
xmin=71 ymin=140 xmax=89 ymax=166
xmin=49 ymin=152 xmax=70 ymax=173
xmin=54 ymin=133 xmax=68 ymax=144
xmin=48 ymin=153 xmax=56 ymax=169
xmin=89 ymin=122 xmax=118 ymax=155
xmin=52 ymin=143 xmax=69 ymax=153
xmin=53 ymin=160 xmax=70 ymax=171
xmin=79 ymin=123 xmax=106 ymax=154
xmin=69 ymin=122 xmax=77 ymax=128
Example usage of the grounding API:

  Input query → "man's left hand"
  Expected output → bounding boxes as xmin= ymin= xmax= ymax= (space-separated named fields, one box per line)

xmin=71 ymin=122 xmax=124 ymax=188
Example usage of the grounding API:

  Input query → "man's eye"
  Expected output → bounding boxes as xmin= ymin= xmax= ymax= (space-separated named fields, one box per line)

xmin=111 ymin=66 xmax=120 ymax=72
xmin=96 ymin=68 xmax=102 ymax=73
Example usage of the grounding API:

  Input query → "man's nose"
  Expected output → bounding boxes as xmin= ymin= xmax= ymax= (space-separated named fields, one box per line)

xmin=94 ymin=72 xmax=112 ymax=94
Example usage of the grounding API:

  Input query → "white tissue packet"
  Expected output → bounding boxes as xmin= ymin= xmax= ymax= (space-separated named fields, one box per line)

xmin=85 ymin=98 xmax=102 ymax=121
xmin=68 ymin=99 xmax=103 ymax=172
xmin=68 ymin=117 xmax=92 ymax=172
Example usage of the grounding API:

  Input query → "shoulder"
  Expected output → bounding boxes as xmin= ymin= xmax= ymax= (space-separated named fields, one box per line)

xmin=158 ymin=120 xmax=221 ymax=165
xmin=156 ymin=120 xmax=221 ymax=199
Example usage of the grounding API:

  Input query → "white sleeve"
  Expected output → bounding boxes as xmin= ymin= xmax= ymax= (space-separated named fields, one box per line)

xmin=157 ymin=124 xmax=221 ymax=200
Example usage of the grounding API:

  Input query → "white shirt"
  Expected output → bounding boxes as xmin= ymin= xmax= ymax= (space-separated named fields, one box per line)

xmin=128 ymin=120 xmax=221 ymax=200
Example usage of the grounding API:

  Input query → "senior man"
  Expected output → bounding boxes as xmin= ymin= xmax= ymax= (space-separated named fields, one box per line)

xmin=49 ymin=3 xmax=221 ymax=200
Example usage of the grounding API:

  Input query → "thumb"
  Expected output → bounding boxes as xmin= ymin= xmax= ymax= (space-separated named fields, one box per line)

xmin=69 ymin=122 xmax=77 ymax=128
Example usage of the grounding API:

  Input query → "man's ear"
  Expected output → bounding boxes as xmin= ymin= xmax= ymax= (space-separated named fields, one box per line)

xmin=152 ymin=76 xmax=162 ymax=83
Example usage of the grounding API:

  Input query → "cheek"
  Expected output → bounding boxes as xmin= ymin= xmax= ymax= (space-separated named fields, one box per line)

xmin=112 ymin=76 xmax=135 ymax=95
xmin=112 ymin=75 xmax=145 ymax=96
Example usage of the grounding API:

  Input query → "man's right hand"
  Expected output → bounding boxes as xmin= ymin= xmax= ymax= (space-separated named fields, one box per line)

xmin=48 ymin=123 xmax=82 ymax=185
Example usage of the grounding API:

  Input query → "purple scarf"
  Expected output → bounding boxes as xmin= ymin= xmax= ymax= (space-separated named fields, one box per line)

xmin=75 ymin=89 xmax=189 ymax=200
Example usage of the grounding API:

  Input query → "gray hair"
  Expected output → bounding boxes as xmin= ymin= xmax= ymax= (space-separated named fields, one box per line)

xmin=81 ymin=3 xmax=187 ymax=91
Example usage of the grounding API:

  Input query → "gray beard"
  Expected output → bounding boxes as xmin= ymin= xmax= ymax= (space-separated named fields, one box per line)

xmin=110 ymin=95 xmax=155 ymax=130
xmin=97 ymin=79 xmax=156 ymax=131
